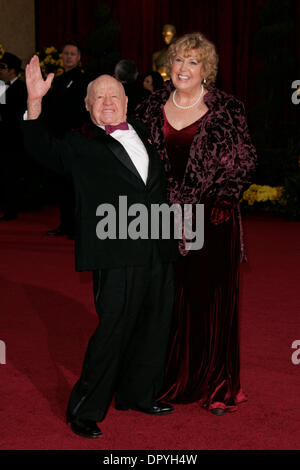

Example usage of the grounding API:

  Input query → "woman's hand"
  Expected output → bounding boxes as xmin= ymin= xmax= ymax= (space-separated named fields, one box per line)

xmin=210 ymin=200 xmax=233 ymax=225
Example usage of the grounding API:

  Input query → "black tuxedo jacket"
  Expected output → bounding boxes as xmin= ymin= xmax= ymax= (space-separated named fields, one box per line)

xmin=21 ymin=118 xmax=177 ymax=271
xmin=0 ymin=78 xmax=27 ymax=154
xmin=0 ymin=77 xmax=27 ymax=124
xmin=42 ymin=67 xmax=89 ymax=136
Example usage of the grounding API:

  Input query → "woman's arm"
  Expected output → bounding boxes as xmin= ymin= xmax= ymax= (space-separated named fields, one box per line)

xmin=203 ymin=99 xmax=257 ymax=202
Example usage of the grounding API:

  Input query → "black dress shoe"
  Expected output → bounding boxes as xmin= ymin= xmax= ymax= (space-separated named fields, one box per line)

xmin=210 ymin=408 xmax=227 ymax=416
xmin=116 ymin=401 xmax=174 ymax=415
xmin=66 ymin=412 xmax=102 ymax=438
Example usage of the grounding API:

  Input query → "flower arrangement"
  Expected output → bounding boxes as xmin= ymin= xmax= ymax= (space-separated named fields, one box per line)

xmin=0 ymin=42 xmax=5 ymax=59
xmin=36 ymin=46 xmax=64 ymax=78
xmin=242 ymin=184 xmax=285 ymax=206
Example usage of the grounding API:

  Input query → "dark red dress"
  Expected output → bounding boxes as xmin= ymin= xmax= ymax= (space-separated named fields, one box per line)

xmin=160 ymin=108 xmax=247 ymax=412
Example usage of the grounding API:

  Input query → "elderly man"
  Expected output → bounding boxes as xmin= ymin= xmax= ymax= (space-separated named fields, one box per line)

xmin=22 ymin=56 xmax=176 ymax=439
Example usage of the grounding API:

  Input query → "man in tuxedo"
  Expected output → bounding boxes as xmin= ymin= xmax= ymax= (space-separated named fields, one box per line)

xmin=0 ymin=52 xmax=27 ymax=220
xmin=22 ymin=56 xmax=176 ymax=439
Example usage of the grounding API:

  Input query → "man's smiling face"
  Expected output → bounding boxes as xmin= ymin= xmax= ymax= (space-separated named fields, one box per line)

xmin=85 ymin=75 xmax=128 ymax=126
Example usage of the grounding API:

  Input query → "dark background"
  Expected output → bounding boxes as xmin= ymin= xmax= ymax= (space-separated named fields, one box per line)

xmin=35 ymin=0 xmax=300 ymax=104
xmin=35 ymin=0 xmax=300 ymax=216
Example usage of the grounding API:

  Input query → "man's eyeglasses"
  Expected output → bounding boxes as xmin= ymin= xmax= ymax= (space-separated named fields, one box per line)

xmin=0 ymin=64 xmax=9 ymax=70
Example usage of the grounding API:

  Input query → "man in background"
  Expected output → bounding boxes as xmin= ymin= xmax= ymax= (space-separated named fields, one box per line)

xmin=114 ymin=59 xmax=150 ymax=119
xmin=43 ymin=41 xmax=89 ymax=238
xmin=0 ymin=52 xmax=27 ymax=221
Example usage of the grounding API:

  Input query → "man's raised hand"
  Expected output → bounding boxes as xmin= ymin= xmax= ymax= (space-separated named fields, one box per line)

xmin=26 ymin=55 xmax=54 ymax=100
xmin=26 ymin=55 xmax=54 ymax=119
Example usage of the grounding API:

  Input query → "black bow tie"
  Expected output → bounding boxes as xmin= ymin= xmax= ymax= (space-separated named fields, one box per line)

xmin=5 ymin=81 xmax=10 ymax=86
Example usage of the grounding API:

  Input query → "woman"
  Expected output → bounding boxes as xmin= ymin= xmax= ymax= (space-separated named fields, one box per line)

xmin=135 ymin=33 xmax=257 ymax=415
xmin=143 ymin=71 xmax=164 ymax=93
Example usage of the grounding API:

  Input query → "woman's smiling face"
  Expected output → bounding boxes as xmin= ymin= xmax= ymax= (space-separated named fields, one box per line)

xmin=171 ymin=50 xmax=205 ymax=93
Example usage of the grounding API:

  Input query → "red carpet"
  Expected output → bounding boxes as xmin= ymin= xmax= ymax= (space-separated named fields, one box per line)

xmin=0 ymin=207 xmax=299 ymax=450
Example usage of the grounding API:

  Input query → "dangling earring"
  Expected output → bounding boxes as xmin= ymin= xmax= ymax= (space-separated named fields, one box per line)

xmin=202 ymin=78 xmax=207 ymax=85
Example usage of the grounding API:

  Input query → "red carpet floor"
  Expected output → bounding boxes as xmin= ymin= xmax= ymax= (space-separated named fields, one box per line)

xmin=0 ymin=207 xmax=299 ymax=450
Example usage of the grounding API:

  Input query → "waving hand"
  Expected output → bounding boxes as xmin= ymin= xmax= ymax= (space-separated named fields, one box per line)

xmin=25 ymin=55 xmax=54 ymax=119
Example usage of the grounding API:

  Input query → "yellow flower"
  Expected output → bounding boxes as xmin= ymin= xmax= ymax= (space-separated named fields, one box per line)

xmin=36 ymin=44 xmax=84 ymax=78
xmin=55 ymin=67 xmax=64 ymax=77
xmin=242 ymin=184 xmax=285 ymax=205
xmin=0 ymin=42 xmax=5 ymax=59
xmin=256 ymin=192 xmax=268 ymax=202
xmin=45 ymin=46 xmax=57 ymax=55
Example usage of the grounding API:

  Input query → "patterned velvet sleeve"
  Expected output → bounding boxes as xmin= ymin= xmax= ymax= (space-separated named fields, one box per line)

xmin=227 ymin=100 xmax=257 ymax=193
xmin=202 ymin=99 xmax=257 ymax=203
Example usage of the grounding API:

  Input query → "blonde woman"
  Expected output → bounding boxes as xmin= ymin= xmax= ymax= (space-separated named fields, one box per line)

xmin=135 ymin=32 xmax=257 ymax=415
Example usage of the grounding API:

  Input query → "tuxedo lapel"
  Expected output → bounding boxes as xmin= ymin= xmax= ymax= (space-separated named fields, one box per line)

xmin=92 ymin=122 xmax=160 ymax=188
xmin=128 ymin=119 xmax=158 ymax=187
xmin=92 ymin=126 xmax=142 ymax=182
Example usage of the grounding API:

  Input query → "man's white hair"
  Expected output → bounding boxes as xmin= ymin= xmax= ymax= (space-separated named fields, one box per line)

xmin=85 ymin=75 xmax=126 ymax=101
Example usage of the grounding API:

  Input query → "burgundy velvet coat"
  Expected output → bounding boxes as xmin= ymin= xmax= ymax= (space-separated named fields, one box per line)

xmin=135 ymin=82 xmax=257 ymax=260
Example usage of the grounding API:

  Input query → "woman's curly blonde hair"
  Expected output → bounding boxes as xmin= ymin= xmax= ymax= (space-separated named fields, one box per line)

xmin=167 ymin=32 xmax=219 ymax=86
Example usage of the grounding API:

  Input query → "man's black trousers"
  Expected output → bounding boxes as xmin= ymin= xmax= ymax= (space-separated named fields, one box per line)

xmin=67 ymin=245 xmax=174 ymax=423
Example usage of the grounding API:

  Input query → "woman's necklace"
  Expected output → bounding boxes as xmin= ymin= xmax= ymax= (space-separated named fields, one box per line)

xmin=172 ymin=85 xmax=204 ymax=110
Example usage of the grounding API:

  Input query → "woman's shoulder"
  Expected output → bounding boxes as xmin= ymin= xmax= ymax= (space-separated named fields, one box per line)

xmin=147 ymin=82 xmax=171 ymax=106
xmin=205 ymin=86 xmax=244 ymax=107
xmin=206 ymin=87 xmax=245 ymax=114
xmin=134 ymin=81 xmax=171 ymax=120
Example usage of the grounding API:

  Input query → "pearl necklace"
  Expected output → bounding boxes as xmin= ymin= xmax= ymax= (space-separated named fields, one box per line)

xmin=172 ymin=85 xmax=204 ymax=110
